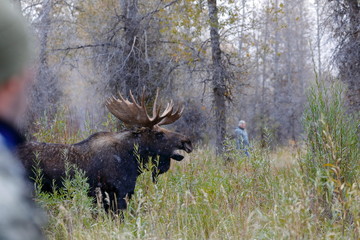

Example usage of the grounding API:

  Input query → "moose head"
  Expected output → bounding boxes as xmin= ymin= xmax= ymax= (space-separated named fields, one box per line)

xmin=106 ymin=90 xmax=193 ymax=180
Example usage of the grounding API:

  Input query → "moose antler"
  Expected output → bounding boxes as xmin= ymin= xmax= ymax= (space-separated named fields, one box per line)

xmin=106 ymin=89 xmax=184 ymax=128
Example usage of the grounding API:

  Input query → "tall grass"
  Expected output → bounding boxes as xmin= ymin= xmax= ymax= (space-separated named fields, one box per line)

xmin=300 ymin=79 xmax=360 ymax=235
xmin=29 ymin=86 xmax=360 ymax=239
xmin=301 ymin=80 xmax=359 ymax=183
xmin=32 ymin=145 xmax=360 ymax=239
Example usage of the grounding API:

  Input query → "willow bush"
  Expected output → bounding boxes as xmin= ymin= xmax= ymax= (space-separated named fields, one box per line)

xmin=300 ymin=79 xmax=360 ymax=224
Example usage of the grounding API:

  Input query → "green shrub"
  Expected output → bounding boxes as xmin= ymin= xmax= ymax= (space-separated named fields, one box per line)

xmin=300 ymin=79 xmax=360 ymax=224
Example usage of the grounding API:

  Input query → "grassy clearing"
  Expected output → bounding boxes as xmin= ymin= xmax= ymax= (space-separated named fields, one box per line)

xmin=31 ymin=81 xmax=359 ymax=239
xmin=32 ymin=144 xmax=360 ymax=240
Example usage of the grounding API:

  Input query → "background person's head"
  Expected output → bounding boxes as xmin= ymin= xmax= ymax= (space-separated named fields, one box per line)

xmin=0 ymin=1 xmax=34 ymax=124
xmin=238 ymin=120 xmax=246 ymax=129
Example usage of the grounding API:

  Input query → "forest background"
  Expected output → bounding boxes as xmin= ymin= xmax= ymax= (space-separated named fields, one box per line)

xmin=14 ymin=0 xmax=360 ymax=152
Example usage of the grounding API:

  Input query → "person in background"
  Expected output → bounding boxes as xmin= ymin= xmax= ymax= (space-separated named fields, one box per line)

xmin=0 ymin=1 xmax=46 ymax=239
xmin=235 ymin=120 xmax=250 ymax=157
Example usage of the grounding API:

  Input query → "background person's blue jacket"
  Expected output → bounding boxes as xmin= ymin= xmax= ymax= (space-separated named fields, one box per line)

xmin=234 ymin=127 xmax=250 ymax=156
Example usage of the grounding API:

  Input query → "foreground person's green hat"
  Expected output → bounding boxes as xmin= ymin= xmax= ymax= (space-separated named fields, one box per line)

xmin=0 ymin=1 xmax=32 ymax=83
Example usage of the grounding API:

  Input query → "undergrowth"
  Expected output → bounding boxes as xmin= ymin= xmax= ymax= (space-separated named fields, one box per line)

xmin=299 ymin=80 xmax=360 ymax=236
xmin=32 ymin=146 xmax=359 ymax=239
xmin=30 ymin=82 xmax=359 ymax=239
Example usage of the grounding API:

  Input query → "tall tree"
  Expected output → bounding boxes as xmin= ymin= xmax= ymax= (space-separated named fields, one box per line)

xmin=328 ymin=0 xmax=360 ymax=112
xmin=272 ymin=0 xmax=310 ymax=143
xmin=96 ymin=0 xmax=179 ymax=99
xmin=21 ymin=0 xmax=61 ymax=130
xmin=314 ymin=0 xmax=323 ymax=80
xmin=207 ymin=0 xmax=227 ymax=154
xmin=246 ymin=0 xmax=311 ymax=144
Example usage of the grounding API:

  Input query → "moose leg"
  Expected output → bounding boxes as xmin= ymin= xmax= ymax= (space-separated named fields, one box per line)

xmin=112 ymin=193 xmax=127 ymax=220
xmin=106 ymin=191 xmax=127 ymax=212
xmin=116 ymin=194 xmax=128 ymax=210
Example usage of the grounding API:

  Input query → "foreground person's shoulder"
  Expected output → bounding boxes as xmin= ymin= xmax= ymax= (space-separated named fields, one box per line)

xmin=0 ymin=138 xmax=47 ymax=240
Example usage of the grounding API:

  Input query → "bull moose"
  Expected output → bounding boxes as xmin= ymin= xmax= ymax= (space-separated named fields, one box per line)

xmin=17 ymin=90 xmax=193 ymax=211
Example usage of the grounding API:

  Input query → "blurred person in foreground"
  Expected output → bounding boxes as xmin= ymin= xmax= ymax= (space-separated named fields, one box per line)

xmin=235 ymin=120 xmax=250 ymax=157
xmin=0 ymin=1 xmax=46 ymax=239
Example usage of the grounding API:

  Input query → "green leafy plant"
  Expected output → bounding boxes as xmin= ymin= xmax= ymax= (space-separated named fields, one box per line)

xmin=300 ymin=79 xmax=360 ymax=230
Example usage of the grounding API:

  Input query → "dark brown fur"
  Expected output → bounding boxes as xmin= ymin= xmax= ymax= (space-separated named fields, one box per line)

xmin=17 ymin=127 xmax=192 ymax=210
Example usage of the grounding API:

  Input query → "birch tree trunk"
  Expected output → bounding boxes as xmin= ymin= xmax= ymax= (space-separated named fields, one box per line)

xmin=315 ymin=0 xmax=322 ymax=80
xmin=260 ymin=0 xmax=270 ymax=146
xmin=238 ymin=0 xmax=246 ymax=58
